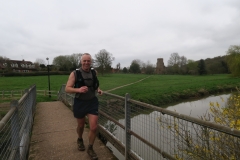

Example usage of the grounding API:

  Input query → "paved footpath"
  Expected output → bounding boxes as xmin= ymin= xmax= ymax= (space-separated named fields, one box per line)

xmin=28 ymin=101 xmax=117 ymax=160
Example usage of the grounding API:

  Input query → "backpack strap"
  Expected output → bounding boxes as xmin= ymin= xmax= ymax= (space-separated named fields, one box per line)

xmin=74 ymin=68 xmax=99 ymax=90
xmin=74 ymin=69 xmax=85 ymax=88
xmin=91 ymin=68 xmax=99 ymax=90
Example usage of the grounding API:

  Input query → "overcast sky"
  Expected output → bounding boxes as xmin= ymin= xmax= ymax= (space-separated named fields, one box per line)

xmin=1 ymin=0 xmax=240 ymax=68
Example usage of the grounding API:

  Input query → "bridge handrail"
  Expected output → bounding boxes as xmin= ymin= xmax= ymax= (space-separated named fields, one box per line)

xmin=58 ymin=84 xmax=240 ymax=160
xmin=0 ymin=85 xmax=36 ymax=160
xmin=0 ymin=89 xmax=58 ymax=99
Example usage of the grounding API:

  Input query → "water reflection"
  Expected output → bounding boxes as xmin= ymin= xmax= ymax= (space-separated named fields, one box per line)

xmin=165 ymin=93 xmax=231 ymax=118
xmin=105 ymin=92 xmax=237 ymax=160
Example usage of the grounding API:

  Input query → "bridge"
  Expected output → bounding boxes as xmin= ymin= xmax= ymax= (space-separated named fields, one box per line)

xmin=1 ymin=85 xmax=240 ymax=160
xmin=28 ymin=101 xmax=115 ymax=160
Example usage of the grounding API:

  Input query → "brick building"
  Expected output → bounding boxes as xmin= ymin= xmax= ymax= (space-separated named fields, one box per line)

xmin=0 ymin=59 xmax=37 ymax=72
xmin=155 ymin=58 xmax=165 ymax=74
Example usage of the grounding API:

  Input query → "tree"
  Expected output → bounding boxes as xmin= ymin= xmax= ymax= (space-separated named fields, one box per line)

xmin=167 ymin=53 xmax=180 ymax=67
xmin=94 ymin=49 xmax=114 ymax=75
xmin=226 ymin=45 xmax=240 ymax=77
xmin=205 ymin=56 xmax=229 ymax=74
xmin=179 ymin=56 xmax=187 ymax=67
xmin=52 ymin=53 xmax=82 ymax=71
xmin=0 ymin=57 xmax=10 ymax=73
xmin=198 ymin=59 xmax=207 ymax=75
xmin=116 ymin=63 xmax=121 ymax=70
xmin=71 ymin=53 xmax=82 ymax=69
xmin=33 ymin=62 xmax=40 ymax=71
xmin=186 ymin=60 xmax=198 ymax=75
xmin=129 ymin=60 xmax=141 ymax=73
xmin=35 ymin=58 xmax=46 ymax=71
xmin=135 ymin=59 xmax=144 ymax=68
xmin=145 ymin=61 xmax=155 ymax=74
xmin=115 ymin=62 xmax=121 ymax=73
xmin=0 ymin=56 xmax=10 ymax=61
xmin=35 ymin=58 xmax=46 ymax=65
xmin=167 ymin=53 xmax=181 ymax=74
xmin=0 ymin=56 xmax=12 ymax=73
xmin=53 ymin=55 xmax=71 ymax=71
xmin=159 ymin=92 xmax=240 ymax=159
xmin=122 ymin=67 xmax=128 ymax=73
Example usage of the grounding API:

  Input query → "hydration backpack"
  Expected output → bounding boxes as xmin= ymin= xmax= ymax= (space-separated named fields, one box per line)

xmin=73 ymin=68 xmax=99 ymax=90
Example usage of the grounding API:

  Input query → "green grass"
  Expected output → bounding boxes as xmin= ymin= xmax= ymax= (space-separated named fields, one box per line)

xmin=0 ymin=74 xmax=240 ymax=105
xmin=0 ymin=75 xmax=69 ymax=90
xmin=0 ymin=74 xmax=148 ymax=91
xmin=107 ymin=74 xmax=240 ymax=106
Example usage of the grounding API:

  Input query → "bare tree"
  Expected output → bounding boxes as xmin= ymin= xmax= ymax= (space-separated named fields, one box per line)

xmin=145 ymin=61 xmax=155 ymax=74
xmin=70 ymin=53 xmax=82 ymax=69
xmin=135 ymin=59 xmax=144 ymax=69
xmin=116 ymin=62 xmax=121 ymax=70
xmin=94 ymin=49 xmax=114 ymax=75
xmin=35 ymin=58 xmax=46 ymax=65
xmin=167 ymin=53 xmax=180 ymax=67
xmin=179 ymin=56 xmax=187 ymax=67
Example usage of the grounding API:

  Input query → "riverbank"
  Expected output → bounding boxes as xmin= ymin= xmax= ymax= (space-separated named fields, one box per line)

xmin=107 ymin=74 xmax=240 ymax=106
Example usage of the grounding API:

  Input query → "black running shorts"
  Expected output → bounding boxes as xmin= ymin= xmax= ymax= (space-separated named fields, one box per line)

xmin=73 ymin=97 xmax=99 ymax=118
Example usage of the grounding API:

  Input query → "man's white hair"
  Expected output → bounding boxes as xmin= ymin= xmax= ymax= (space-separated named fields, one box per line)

xmin=80 ymin=53 xmax=92 ymax=61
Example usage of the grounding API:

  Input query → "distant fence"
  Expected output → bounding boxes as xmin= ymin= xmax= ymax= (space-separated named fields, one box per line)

xmin=0 ymin=90 xmax=58 ymax=99
xmin=0 ymin=85 xmax=36 ymax=160
xmin=58 ymin=84 xmax=240 ymax=160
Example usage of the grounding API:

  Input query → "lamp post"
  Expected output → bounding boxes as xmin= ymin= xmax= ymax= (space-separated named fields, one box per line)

xmin=46 ymin=57 xmax=51 ymax=97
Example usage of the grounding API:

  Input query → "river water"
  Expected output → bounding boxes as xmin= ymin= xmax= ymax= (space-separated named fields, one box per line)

xmin=164 ymin=93 xmax=231 ymax=118
xmin=106 ymin=92 xmax=235 ymax=160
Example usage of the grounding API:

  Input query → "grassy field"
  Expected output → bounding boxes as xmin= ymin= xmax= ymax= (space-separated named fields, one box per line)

xmin=0 ymin=74 xmax=240 ymax=106
xmin=109 ymin=74 xmax=240 ymax=106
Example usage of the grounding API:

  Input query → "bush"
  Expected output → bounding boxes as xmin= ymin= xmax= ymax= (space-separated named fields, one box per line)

xmin=2 ymin=71 xmax=71 ymax=77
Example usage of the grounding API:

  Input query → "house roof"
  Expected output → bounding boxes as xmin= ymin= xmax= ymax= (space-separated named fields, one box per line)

xmin=0 ymin=59 xmax=36 ymax=70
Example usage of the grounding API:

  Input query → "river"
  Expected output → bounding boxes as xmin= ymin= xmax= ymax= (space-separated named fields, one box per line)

xmin=164 ymin=93 xmax=231 ymax=118
xmin=106 ymin=92 xmax=235 ymax=160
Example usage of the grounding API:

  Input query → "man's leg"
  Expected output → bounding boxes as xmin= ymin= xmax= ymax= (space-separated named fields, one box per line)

xmin=76 ymin=118 xmax=85 ymax=151
xmin=76 ymin=117 xmax=85 ymax=138
xmin=87 ymin=114 xmax=98 ymax=145
xmin=87 ymin=114 xmax=98 ymax=159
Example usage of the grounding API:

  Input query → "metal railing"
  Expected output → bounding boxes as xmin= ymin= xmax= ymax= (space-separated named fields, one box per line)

xmin=58 ymin=84 xmax=240 ymax=160
xmin=0 ymin=85 xmax=36 ymax=160
xmin=0 ymin=89 xmax=58 ymax=99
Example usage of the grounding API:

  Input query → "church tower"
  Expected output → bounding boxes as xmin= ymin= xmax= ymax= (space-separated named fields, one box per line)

xmin=155 ymin=58 xmax=165 ymax=74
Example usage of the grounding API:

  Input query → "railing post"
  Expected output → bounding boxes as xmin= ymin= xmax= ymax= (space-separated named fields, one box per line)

xmin=125 ymin=93 xmax=131 ymax=160
xmin=9 ymin=100 xmax=20 ymax=160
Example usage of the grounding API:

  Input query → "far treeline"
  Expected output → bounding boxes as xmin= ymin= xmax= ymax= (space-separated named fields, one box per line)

xmin=0 ymin=45 xmax=240 ymax=77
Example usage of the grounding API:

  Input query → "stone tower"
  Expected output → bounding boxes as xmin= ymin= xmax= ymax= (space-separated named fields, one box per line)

xmin=155 ymin=58 xmax=165 ymax=74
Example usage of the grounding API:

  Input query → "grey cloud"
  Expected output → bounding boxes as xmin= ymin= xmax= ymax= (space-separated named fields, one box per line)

xmin=0 ymin=0 xmax=240 ymax=68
